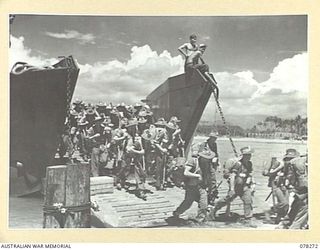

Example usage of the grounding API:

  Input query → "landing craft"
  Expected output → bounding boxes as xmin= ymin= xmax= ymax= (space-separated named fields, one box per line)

xmin=10 ymin=56 xmax=79 ymax=196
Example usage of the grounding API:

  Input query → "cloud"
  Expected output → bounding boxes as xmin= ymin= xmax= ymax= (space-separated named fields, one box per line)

xmin=75 ymin=44 xmax=184 ymax=104
xmin=45 ymin=30 xmax=96 ymax=45
xmin=9 ymin=36 xmax=58 ymax=69
xmin=252 ymin=53 xmax=308 ymax=98
xmin=202 ymin=53 xmax=308 ymax=123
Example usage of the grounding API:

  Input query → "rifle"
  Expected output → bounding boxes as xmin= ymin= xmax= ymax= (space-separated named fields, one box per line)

xmin=265 ymin=189 xmax=273 ymax=201
xmin=214 ymin=180 xmax=223 ymax=191
xmin=162 ymin=153 xmax=167 ymax=186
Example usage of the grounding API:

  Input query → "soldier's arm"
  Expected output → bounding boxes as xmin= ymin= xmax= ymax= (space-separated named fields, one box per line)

xmin=172 ymin=128 xmax=181 ymax=137
xmin=229 ymin=173 xmax=236 ymax=191
xmin=130 ymin=141 xmax=145 ymax=155
xmin=178 ymin=43 xmax=188 ymax=58
xmin=130 ymin=148 xmax=145 ymax=155
xmin=113 ymin=130 xmax=127 ymax=142
xmin=154 ymin=143 xmax=168 ymax=154
xmin=269 ymin=161 xmax=284 ymax=174
xmin=126 ymin=138 xmax=145 ymax=155
xmin=184 ymin=164 xmax=201 ymax=178
xmin=89 ymin=133 xmax=100 ymax=139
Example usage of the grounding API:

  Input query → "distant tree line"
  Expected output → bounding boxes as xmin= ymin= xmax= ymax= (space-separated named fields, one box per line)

xmin=195 ymin=124 xmax=246 ymax=137
xmin=250 ymin=115 xmax=307 ymax=135
xmin=196 ymin=115 xmax=307 ymax=137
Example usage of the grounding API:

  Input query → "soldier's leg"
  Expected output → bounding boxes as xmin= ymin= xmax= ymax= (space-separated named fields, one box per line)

xmin=134 ymin=159 xmax=147 ymax=191
xmin=204 ymin=72 xmax=219 ymax=99
xmin=289 ymin=205 xmax=308 ymax=229
xmin=174 ymin=186 xmax=197 ymax=216
xmin=196 ymin=188 xmax=208 ymax=222
xmin=155 ymin=155 xmax=164 ymax=189
xmin=198 ymin=157 xmax=210 ymax=188
xmin=144 ymin=151 xmax=152 ymax=175
xmin=210 ymin=191 xmax=236 ymax=219
xmin=90 ymin=147 xmax=100 ymax=177
xmin=115 ymin=159 xmax=129 ymax=189
xmin=241 ymin=186 xmax=253 ymax=219
xmin=240 ymin=186 xmax=257 ymax=227
xmin=208 ymin=162 xmax=218 ymax=204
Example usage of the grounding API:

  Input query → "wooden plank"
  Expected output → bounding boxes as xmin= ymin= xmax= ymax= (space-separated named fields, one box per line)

xmin=90 ymin=176 xmax=114 ymax=185
xmin=91 ymin=188 xmax=114 ymax=195
xmin=43 ymin=165 xmax=67 ymax=228
xmin=116 ymin=203 xmax=174 ymax=213
xmin=120 ymin=213 xmax=171 ymax=225
xmin=118 ymin=206 xmax=175 ymax=217
xmin=106 ymin=195 xmax=166 ymax=202
xmin=64 ymin=163 xmax=91 ymax=228
xmin=112 ymin=200 xmax=170 ymax=208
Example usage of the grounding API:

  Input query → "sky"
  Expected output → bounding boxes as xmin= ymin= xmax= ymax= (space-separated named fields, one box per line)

xmin=9 ymin=15 xmax=308 ymax=128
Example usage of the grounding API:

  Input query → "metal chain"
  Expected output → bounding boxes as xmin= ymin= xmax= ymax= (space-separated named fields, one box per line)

xmin=65 ymin=58 xmax=75 ymax=162
xmin=65 ymin=58 xmax=73 ymax=133
xmin=208 ymin=77 xmax=238 ymax=157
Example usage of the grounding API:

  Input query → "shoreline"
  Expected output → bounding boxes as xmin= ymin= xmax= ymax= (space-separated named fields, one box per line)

xmin=194 ymin=135 xmax=307 ymax=145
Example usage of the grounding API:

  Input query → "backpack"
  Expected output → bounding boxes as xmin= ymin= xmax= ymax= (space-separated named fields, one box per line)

xmin=223 ymin=157 xmax=241 ymax=179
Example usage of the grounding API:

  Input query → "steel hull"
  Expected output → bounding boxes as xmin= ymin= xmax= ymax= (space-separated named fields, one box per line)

xmin=10 ymin=56 xmax=79 ymax=182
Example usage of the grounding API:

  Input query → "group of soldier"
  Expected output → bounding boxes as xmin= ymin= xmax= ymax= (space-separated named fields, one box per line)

xmin=59 ymin=99 xmax=186 ymax=199
xmin=171 ymin=142 xmax=308 ymax=229
xmin=262 ymin=148 xmax=308 ymax=229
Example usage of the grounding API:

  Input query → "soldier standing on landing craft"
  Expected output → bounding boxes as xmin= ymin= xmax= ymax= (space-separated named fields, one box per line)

xmin=184 ymin=44 xmax=219 ymax=99
xmin=178 ymin=34 xmax=199 ymax=69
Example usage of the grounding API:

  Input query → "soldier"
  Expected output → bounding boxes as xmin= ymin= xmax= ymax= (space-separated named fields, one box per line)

xmin=178 ymin=34 xmax=199 ymax=63
xmin=282 ymin=148 xmax=300 ymax=188
xmin=198 ymin=132 xmax=220 ymax=205
xmin=185 ymin=44 xmax=219 ymax=98
xmin=96 ymin=102 xmax=107 ymax=117
xmin=289 ymin=186 xmax=308 ymax=229
xmin=264 ymin=176 xmax=290 ymax=224
xmin=172 ymin=147 xmax=208 ymax=222
xmin=154 ymin=118 xmax=169 ymax=190
xmin=290 ymin=153 xmax=308 ymax=188
xmin=85 ymin=108 xmax=96 ymax=127
xmin=59 ymin=127 xmax=75 ymax=161
xmin=167 ymin=117 xmax=185 ymax=157
xmin=113 ymin=127 xmax=129 ymax=189
xmin=77 ymin=119 xmax=89 ymax=162
xmin=141 ymin=124 xmax=157 ymax=175
xmin=277 ymin=186 xmax=308 ymax=229
xmin=88 ymin=116 xmax=105 ymax=177
xmin=211 ymin=146 xmax=256 ymax=227
xmin=117 ymin=119 xmax=147 ymax=199
xmin=73 ymin=99 xmax=84 ymax=113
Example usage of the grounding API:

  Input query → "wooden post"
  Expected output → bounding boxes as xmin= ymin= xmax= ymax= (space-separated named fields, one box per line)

xmin=43 ymin=162 xmax=91 ymax=228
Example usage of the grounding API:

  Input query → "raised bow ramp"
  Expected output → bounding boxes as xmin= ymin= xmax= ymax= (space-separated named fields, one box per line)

xmin=10 ymin=56 xmax=79 ymax=196
xmin=146 ymin=71 xmax=213 ymax=152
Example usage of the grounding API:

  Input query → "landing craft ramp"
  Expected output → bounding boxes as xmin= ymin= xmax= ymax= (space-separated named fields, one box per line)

xmin=10 ymin=56 xmax=79 ymax=196
xmin=146 ymin=71 xmax=212 ymax=152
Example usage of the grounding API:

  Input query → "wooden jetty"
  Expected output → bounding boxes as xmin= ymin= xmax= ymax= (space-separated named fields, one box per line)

xmin=90 ymin=172 xmax=275 ymax=228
